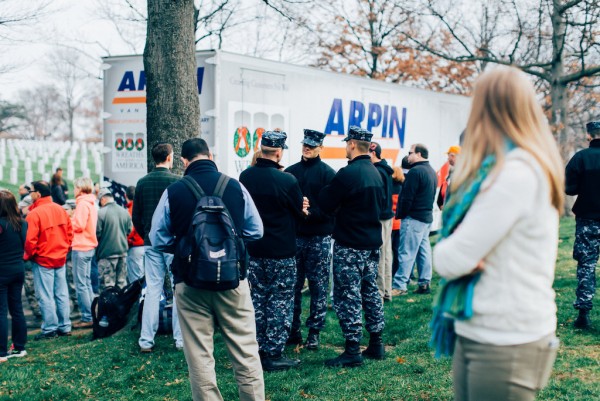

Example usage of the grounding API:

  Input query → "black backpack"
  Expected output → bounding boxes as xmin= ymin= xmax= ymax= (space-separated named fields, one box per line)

xmin=91 ymin=278 xmax=143 ymax=340
xmin=176 ymin=174 xmax=247 ymax=291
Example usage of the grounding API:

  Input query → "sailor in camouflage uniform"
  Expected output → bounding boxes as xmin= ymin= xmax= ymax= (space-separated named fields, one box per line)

xmin=319 ymin=126 xmax=386 ymax=367
xmin=285 ymin=129 xmax=336 ymax=350
xmin=239 ymin=131 xmax=309 ymax=372
xmin=566 ymin=121 xmax=600 ymax=329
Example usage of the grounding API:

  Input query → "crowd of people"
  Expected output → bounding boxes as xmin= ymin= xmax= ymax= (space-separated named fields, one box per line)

xmin=0 ymin=66 xmax=599 ymax=401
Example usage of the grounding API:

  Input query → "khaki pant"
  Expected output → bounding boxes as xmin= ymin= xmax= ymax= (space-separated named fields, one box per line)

xmin=376 ymin=218 xmax=393 ymax=298
xmin=176 ymin=280 xmax=265 ymax=401
xmin=453 ymin=334 xmax=559 ymax=401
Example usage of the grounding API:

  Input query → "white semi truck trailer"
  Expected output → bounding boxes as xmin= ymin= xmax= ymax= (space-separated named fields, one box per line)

xmin=102 ymin=50 xmax=469 ymax=187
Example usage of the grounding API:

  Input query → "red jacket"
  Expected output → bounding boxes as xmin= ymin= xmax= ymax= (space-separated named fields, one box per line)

xmin=25 ymin=196 xmax=73 ymax=268
xmin=127 ymin=201 xmax=144 ymax=247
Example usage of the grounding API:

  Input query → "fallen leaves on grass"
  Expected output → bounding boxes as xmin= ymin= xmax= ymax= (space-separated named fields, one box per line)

xmin=299 ymin=390 xmax=316 ymax=399
xmin=165 ymin=378 xmax=184 ymax=386
xmin=396 ymin=356 xmax=406 ymax=364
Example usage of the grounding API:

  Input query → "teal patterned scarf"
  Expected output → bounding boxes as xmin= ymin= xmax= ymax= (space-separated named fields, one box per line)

xmin=430 ymin=153 xmax=497 ymax=358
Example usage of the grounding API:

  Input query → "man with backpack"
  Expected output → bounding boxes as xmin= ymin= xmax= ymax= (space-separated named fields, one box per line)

xmin=150 ymin=138 xmax=265 ymax=401
xmin=239 ymin=131 xmax=309 ymax=372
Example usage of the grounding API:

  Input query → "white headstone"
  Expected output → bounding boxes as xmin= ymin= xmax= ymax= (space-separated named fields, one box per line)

xmin=25 ymin=170 xmax=33 ymax=184
xmin=82 ymin=168 xmax=90 ymax=178
xmin=25 ymin=157 xmax=32 ymax=170
xmin=9 ymin=168 xmax=17 ymax=184
xmin=38 ymin=161 xmax=45 ymax=174
xmin=42 ymin=172 xmax=50 ymax=182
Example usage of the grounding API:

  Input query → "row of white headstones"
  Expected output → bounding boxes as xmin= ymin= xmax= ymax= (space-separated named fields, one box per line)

xmin=0 ymin=138 xmax=104 ymax=185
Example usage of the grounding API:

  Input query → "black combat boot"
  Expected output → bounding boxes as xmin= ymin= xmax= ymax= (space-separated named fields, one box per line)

xmin=286 ymin=330 xmax=303 ymax=345
xmin=304 ymin=328 xmax=320 ymax=350
xmin=362 ymin=331 xmax=385 ymax=360
xmin=574 ymin=309 xmax=591 ymax=329
xmin=261 ymin=353 xmax=301 ymax=372
xmin=325 ymin=340 xmax=363 ymax=367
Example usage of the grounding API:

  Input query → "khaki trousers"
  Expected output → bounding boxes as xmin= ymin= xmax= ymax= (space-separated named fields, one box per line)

xmin=453 ymin=333 xmax=559 ymax=401
xmin=176 ymin=280 xmax=265 ymax=401
xmin=376 ymin=218 xmax=393 ymax=298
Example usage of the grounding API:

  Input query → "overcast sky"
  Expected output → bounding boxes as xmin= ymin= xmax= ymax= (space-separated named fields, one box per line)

xmin=0 ymin=0 xmax=133 ymax=97
xmin=0 ymin=0 xmax=313 ymax=100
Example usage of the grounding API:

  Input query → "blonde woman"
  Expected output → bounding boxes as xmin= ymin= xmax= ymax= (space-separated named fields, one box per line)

xmin=71 ymin=177 xmax=98 ymax=329
xmin=432 ymin=66 xmax=564 ymax=401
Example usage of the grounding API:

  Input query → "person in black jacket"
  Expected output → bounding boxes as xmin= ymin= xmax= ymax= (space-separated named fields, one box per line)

xmin=392 ymin=143 xmax=437 ymax=296
xmin=239 ymin=131 xmax=308 ymax=372
xmin=284 ymin=129 xmax=335 ymax=350
xmin=369 ymin=142 xmax=394 ymax=302
xmin=150 ymin=138 xmax=266 ymax=400
xmin=566 ymin=121 xmax=600 ymax=329
xmin=319 ymin=126 xmax=385 ymax=368
xmin=0 ymin=190 xmax=28 ymax=362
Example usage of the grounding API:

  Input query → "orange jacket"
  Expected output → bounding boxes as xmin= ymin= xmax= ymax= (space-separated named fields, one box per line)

xmin=127 ymin=201 xmax=144 ymax=248
xmin=71 ymin=193 xmax=98 ymax=251
xmin=25 ymin=196 xmax=73 ymax=268
xmin=437 ymin=161 xmax=450 ymax=201
xmin=391 ymin=193 xmax=401 ymax=231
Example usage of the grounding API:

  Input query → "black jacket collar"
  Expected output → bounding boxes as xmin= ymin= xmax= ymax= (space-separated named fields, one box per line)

xmin=255 ymin=158 xmax=283 ymax=169
xmin=184 ymin=159 xmax=218 ymax=175
xmin=300 ymin=155 xmax=322 ymax=166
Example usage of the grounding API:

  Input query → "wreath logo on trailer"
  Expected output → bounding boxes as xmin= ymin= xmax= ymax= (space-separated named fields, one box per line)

xmin=233 ymin=126 xmax=251 ymax=158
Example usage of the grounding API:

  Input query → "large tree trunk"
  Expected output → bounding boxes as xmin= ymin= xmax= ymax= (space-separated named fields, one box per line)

xmin=144 ymin=0 xmax=200 ymax=174
xmin=550 ymin=0 xmax=569 ymax=161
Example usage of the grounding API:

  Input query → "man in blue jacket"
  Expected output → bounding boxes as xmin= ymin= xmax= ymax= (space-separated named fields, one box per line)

xmin=150 ymin=138 xmax=265 ymax=401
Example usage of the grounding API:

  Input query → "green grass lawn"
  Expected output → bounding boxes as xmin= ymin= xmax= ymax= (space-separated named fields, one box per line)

xmin=1 ymin=218 xmax=598 ymax=400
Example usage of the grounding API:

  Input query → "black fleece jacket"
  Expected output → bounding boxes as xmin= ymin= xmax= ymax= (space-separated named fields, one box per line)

xmin=319 ymin=155 xmax=384 ymax=250
xmin=285 ymin=156 xmax=336 ymax=237
xmin=374 ymin=159 xmax=394 ymax=220
xmin=566 ymin=139 xmax=600 ymax=220
xmin=239 ymin=158 xmax=305 ymax=258
xmin=396 ymin=160 xmax=437 ymax=223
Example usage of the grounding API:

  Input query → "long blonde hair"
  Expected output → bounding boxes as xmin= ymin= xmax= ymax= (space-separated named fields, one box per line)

xmin=451 ymin=66 xmax=564 ymax=212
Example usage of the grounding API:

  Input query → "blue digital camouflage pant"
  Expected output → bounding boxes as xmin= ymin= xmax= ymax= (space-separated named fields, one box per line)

xmin=573 ymin=218 xmax=600 ymax=311
xmin=248 ymin=256 xmax=296 ymax=357
xmin=332 ymin=244 xmax=385 ymax=343
xmin=291 ymin=235 xmax=332 ymax=334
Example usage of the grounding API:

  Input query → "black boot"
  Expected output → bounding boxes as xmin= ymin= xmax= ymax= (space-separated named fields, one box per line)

xmin=362 ymin=331 xmax=385 ymax=360
xmin=574 ymin=309 xmax=591 ymax=329
xmin=286 ymin=330 xmax=303 ymax=345
xmin=261 ymin=354 xmax=301 ymax=372
xmin=304 ymin=329 xmax=320 ymax=350
xmin=325 ymin=340 xmax=363 ymax=367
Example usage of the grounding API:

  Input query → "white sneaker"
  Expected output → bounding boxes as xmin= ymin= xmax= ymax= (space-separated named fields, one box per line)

xmin=7 ymin=350 xmax=27 ymax=358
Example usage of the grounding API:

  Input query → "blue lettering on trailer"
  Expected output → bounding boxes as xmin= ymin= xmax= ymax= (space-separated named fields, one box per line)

xmin=116 ymin=68 xmax=205 ymax=94
xmin=324 ymin=99 xmax=407 ymax=148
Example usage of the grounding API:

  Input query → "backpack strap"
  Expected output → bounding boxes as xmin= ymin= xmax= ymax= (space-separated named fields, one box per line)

xmin=182 ymin=175 xmax=206 ymax=201
xmin=213 ymin=174 xmax=230 ymax=199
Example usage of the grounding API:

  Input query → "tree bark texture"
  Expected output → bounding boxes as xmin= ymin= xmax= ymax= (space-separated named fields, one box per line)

xmin=144 ymin=0 xmax=200 ymax=174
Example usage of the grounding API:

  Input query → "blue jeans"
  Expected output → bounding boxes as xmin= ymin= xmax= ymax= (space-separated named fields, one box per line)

xmin=32 ymin=263 xmax=71 ymax=334
xmin=138 ymin=246 xmax=182 ymax=349
xmin=127 ymin=246 xmax=145 ymax=284
xmin=71 ymin=249 xmax=95 ymax=322
xmin=392 ymin=217 xmax=432 ymax=290
xmin=91 ymin=256 xmax=99 ymax=294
